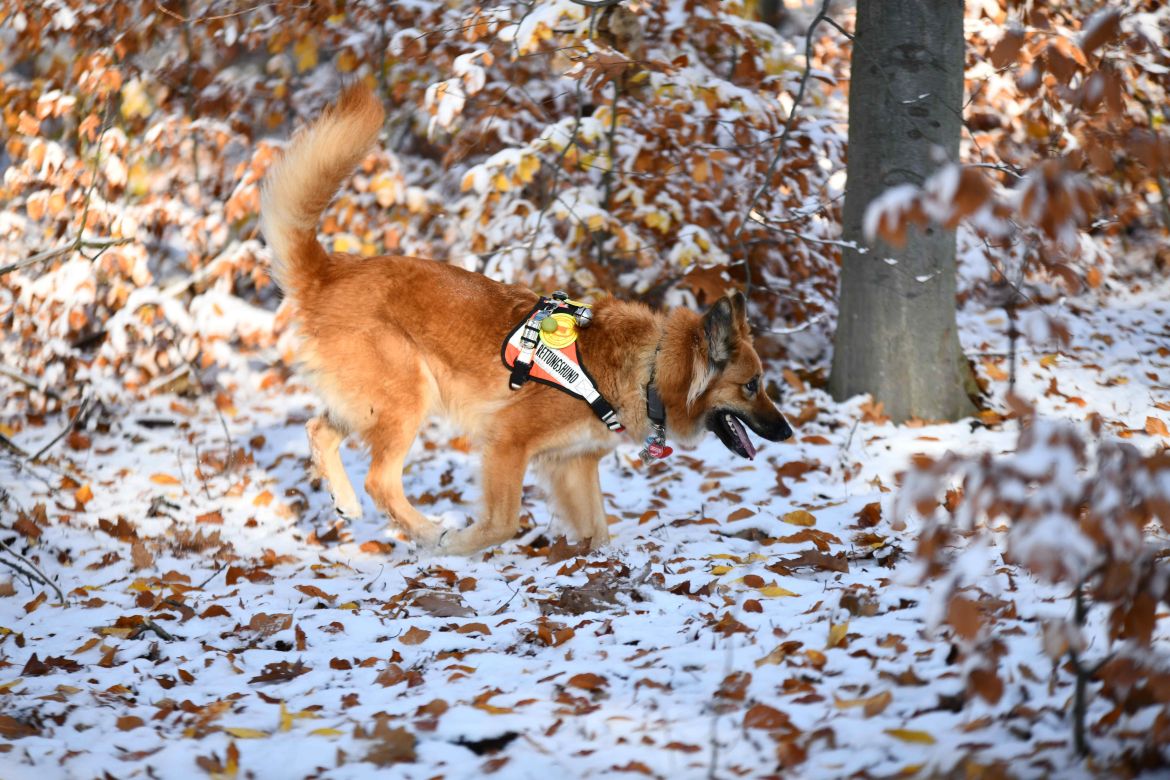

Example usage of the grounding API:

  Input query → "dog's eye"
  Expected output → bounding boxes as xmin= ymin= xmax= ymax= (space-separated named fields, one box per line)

xmin=744 ymin=376 xmax=759 ymax=396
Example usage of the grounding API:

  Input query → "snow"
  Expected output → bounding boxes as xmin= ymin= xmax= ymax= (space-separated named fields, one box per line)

xmin=2 ymin=275 xmax=1170 ymax=777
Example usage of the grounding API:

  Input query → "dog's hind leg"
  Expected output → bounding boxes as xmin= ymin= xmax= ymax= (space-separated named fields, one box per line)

xmin=437 ymin=442 xmax=528 ymax=556
xmin=307 ymin=415 xmax=363 ymax=519
xmin=364 ymin=399 xmax=442 ymax=548
xmin=540 ymin=452 xmax=609 ymax=550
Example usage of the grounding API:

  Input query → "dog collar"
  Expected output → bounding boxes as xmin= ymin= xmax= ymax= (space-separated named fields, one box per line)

xmin=501 ymin=293 xmax=624 ymax=432
xmin=639 ymin=350 xmax=672 ymax=462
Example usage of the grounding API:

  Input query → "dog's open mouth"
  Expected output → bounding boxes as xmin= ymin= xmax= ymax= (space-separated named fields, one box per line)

xmin=710 ymin=410 xmax=757 ymax=460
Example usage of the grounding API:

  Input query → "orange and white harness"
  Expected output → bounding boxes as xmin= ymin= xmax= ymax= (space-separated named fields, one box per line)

xmin=501 ymin=292 xmax=672 ymax=461
xmin=501 ymin=293 xmax=623 ymax=432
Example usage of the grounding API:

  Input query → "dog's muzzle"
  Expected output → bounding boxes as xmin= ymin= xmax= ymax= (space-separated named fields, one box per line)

xmin=708 ymin=410 xmax=793 ymax=460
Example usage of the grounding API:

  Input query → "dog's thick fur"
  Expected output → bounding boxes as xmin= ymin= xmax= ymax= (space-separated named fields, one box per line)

xmin=261 ymin=85 xmax=793 ymax=555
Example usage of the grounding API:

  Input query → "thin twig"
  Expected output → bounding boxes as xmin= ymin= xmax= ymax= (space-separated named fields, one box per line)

xmin=196 ymin=560 xmax=228 ymax=589
xmin=30 ymin=396 xmax=92 ymax=463
xmin=0 ymin=432 xmax=29 ymax=459
xmin=747 ymin=221 xmax=864 ymax=251
xmin=0 ymin=555 xmax=39 ymax=589
xmin=213 ymin=402 xmax=236 ymax=494
xmin=765 ymin=311 xmax=829 ymax=335
xmin=0 ymin=538 xmax=67 ymax=604
xmin=734 ymin=0 xmax=835 ymax=297
xmin=967 ymin=161 xmax=1024 ymax=179
xmin=568 ymin=0 xmax=623 ymax=8
xmin=820 ymin=15 xmax=853 ymax=40
xmin=598 ymin=77 xmax=622 ymax=268
xmin=152 ymin=0 xmax=307 ymax=23
xmin=363 ymin=564 xmax=386 ymax=593
xmin=134 ymin=618 xmax=176 ymax=642
xmin=525 ymin=69 xmax=586 ymax=268
xmin=192 ymin=441 xmax=214 ymax=502
xmin=0 ymin=237 xmax=133 ymax=278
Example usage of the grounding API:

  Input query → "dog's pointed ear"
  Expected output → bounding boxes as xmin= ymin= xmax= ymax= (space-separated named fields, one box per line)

xmin=702 ymin=296 xmax=735 ymax=369
xmin=729 ymin=290 xmax=748 ymax=331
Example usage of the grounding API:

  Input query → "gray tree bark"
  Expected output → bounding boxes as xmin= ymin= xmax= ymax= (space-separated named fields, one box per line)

xmin=828 ymin=0 xmax=977 ymax=422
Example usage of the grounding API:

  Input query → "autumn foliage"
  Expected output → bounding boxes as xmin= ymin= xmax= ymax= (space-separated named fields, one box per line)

xmin=1 ymin=1 xmax=1169 ymax=774
xmin=867 ymin=2 xmax=1169 ymax=296
xmin=902 ymin=400 xmax=1170 ymax=765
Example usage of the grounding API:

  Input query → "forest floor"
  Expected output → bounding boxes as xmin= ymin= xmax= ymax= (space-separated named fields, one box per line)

xmin=1 ymin=275 xmax=1169 ymax=779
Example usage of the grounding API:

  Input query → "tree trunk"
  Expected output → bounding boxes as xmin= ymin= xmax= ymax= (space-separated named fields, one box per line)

xmin=828 ymin=0 xmax=976 ymax=422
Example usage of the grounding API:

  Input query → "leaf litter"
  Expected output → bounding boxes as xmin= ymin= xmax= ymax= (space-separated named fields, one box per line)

xmin=1 ymin=279 xmax=1169 ymax=778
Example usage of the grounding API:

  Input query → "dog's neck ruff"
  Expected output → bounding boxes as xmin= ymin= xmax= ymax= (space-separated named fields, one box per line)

xmin=502 ymin=294 xmax=624 ymax=432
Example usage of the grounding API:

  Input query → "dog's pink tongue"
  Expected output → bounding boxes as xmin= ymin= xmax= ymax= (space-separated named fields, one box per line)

xmin=730 ymin=415 xmax=756 ymax=459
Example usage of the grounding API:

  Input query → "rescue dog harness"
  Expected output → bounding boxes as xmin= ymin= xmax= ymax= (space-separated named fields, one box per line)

xmin=501 ymin=292 xmax=671 ymax=460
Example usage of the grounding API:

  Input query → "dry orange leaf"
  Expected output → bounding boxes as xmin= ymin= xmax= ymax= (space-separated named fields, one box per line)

xmin=399 ymin=626 xmax=431 ymax=646
xmin=782 ymin=510 xmax=816 ymax=527
xmin=743 ymin=703 xmax=793 ymax=730
xmin=150 ymin=473 xmax=181 ymax=485
xmin=947 ymin=595 xmax=981 ymax=641
xmin=884 ymin=728 xmax=936 ymax=745
xmin=834 ymin=690 xmax=892 ymax=717
xmin=567 ymin=672 xmax=607 ymax=691
xmin=74 ymin=483 xmax=94 ymax=506
xmin=295 ymin=584 xmax=336 ymax=602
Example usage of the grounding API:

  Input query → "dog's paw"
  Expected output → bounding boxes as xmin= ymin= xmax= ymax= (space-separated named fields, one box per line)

xmin=333 ymin=497 xmax=364 ymax=521
xmin=406 ymin=521 xmax=444 ymax=550
xmin=587 ymin=531 xmax=611 ymax=552
xmin=434 ymin=525 xmax=506 ymax=556
xmin=434 ymin=528 xmax=475 ymax=556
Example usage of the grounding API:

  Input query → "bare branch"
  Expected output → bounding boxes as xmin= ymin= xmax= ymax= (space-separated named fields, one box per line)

xmin=734 ymin=0 xmax=836 ymax=296
xmin=0 ymin=237 xmax=133 ymax=278
xmin=30 ymin=396 xmax=92 ymax=463
xmin=0 ymin=538 xmax=67 ymax=604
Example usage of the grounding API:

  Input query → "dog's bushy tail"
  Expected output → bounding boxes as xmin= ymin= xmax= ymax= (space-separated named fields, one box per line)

xmin=260 ymin=83 xmax=385 ymax=296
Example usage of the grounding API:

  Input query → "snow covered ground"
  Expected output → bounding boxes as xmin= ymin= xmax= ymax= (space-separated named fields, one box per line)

xmin=1 ymin=277 xmax=1168 ymax=779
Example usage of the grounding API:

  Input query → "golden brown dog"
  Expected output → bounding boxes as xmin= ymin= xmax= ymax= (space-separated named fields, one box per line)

xmin=260 ymin=85 xmax=793 ymax=555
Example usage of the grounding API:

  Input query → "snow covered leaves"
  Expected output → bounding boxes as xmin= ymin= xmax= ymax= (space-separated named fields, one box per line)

xmin=903 ymin=401 xmax=1170 ymax=751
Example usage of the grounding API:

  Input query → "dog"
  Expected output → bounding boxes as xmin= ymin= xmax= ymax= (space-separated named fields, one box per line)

xmin=260 ymin=84 xmax=793 ymax=555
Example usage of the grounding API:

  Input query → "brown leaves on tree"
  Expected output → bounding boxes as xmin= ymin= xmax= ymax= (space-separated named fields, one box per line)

xmin=1080 ymin=10 xmax=1122 ymax=57
xmin=904 ymin=414 xmax=1170 ymax=751
xmin=991 ymin=28 xmax=1026 ymax=69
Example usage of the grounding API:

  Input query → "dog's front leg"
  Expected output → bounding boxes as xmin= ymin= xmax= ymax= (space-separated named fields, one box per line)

xmin=437 ymin=444 xmax=528 ymax=556
xmin=545 ymin=452 xmax=610 ymax=550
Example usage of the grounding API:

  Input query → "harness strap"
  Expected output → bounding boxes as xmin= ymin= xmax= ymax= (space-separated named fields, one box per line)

xmin=502 ymin=295 xmax=624 ymax=433
xmin=589 ymin=396 xmax=622 ymax=431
